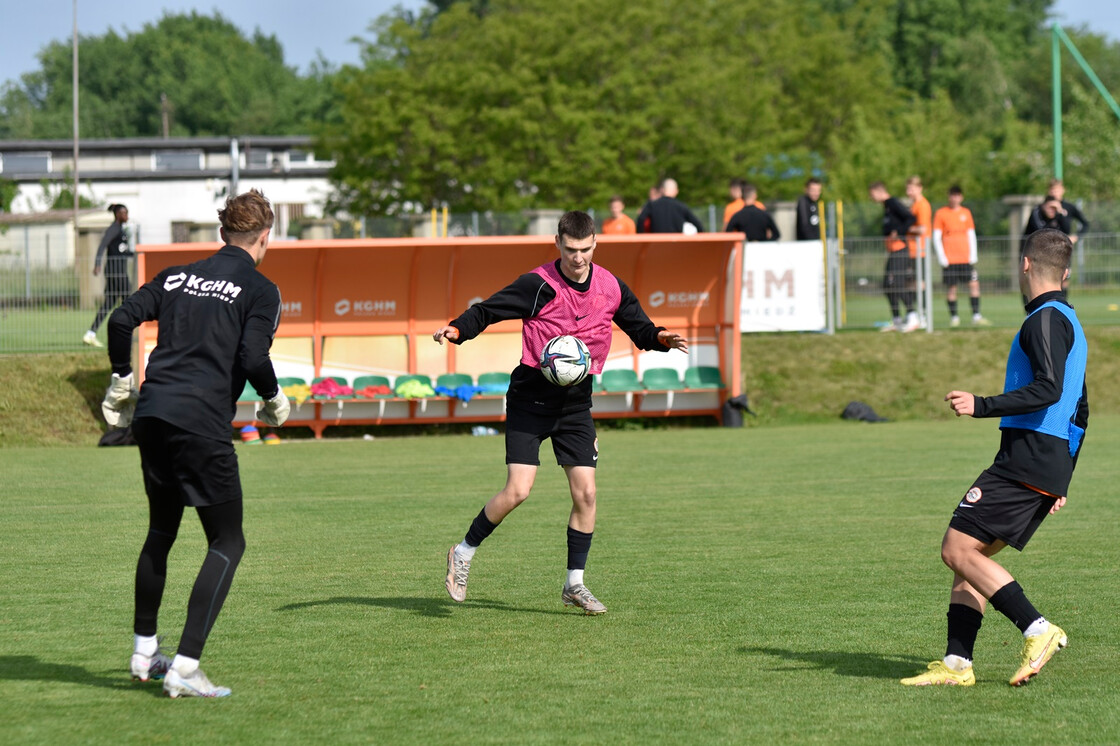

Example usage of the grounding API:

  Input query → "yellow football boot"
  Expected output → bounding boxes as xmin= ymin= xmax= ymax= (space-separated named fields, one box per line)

xmin=901 ymin=660 xmax=976 ymax=687
xmin=1009 ymin=624 xmax=1067 ymax=686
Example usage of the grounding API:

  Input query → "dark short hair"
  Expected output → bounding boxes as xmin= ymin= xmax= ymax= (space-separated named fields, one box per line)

xmin=805 ymin=177 xmax=821 ymax=187
xmin=1023 ymin=228 xmax=1072 ymax=281
xmin=742 ymin=182 xmax=758 ymax=199
xmin=609 ymin=194 xmax=624 ymax=204
xmin=108 ymin=203 xmax=127 ymax=214
xmin=948 ymin=185 xmax=963 ymax=196
xmin=868 ymin=181 xmax=886 ymax=192
xmin=557 ymin=210 xmax=595 ymax=242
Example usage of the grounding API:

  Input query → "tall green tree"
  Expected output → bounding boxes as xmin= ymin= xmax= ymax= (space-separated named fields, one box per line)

xmin=319 ymin=0 xmax=892 ymax=214
xmin=0 ymin=12 xmax=334 ymax=139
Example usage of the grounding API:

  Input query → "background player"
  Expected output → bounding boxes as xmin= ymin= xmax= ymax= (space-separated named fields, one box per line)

xmin=869 ymin=181 xmax=919 ymax=332
xmin=102 ymin=189 xmax=290 ymax=697
xmin=901 ymin=228 xmax=1087 ymax=687
xmin=795 ymin=178 xmax=822 ymax=241
xmin=83 ymin=204 xmax=133 ymax=347
xmin=434 ymin=210 xmax=688 ymax=614
xmin=932 ymin=185 xmax=989 ymax=327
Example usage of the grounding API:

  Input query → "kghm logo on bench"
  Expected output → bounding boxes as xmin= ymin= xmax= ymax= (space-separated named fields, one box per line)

xmin=163 ymin=272 xmax=242 ymax=303
xmin=334 ymin=298 xmax=397 ymax=317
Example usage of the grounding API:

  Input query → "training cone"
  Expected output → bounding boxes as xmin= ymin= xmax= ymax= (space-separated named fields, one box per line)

xmin=240 ymin=425 xmax=261 ymax=444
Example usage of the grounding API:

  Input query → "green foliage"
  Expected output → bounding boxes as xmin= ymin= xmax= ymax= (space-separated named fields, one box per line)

xmin=0 ymin=178 xmax=18 ymax=212
xmin=320 ymin=0 xmax=891 ymax=213
xmin=0 ymin=12 xmax=332 ymax=139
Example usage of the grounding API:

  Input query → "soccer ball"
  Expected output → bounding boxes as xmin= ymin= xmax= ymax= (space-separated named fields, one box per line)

xmin=539 ymin=335 xmax=592 ymax=386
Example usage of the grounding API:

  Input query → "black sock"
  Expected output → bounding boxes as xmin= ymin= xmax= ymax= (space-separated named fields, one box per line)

xmin=464 ymin=507 xmax=498 ymax=548
xmin=566 ymin=527 xmax=593 ymax=571
xmin=970 ymin=297 xmax=980 ymax=315
xmin=988 ymin=580 xmax=1043 ymax=633
xmin=945 ymin=603 xmax=984 ymax=661
xmin=948 ymin=299 xmax=959 ymax=317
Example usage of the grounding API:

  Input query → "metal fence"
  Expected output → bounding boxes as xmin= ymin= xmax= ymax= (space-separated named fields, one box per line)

xmin=4 ymin=215 xmax=1120 ymax=353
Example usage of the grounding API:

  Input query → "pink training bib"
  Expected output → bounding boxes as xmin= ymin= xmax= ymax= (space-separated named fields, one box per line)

xmin=520 ymin=262 xmax=621 ymax=375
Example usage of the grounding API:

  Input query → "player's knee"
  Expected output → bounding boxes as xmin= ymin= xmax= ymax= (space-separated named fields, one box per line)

xmin=571 ymin=485 xmax=596 ymax=509
xmin=211 ymin=530 xmax=246 ymax=562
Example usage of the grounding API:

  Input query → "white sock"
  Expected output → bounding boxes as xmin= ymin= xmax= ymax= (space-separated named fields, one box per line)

xmin=134 ymin=634 xmax=158 ymax=657
xmin=1023 ymin=617 xmax=1049 ymax=637
xmin=454 ymin=542 xmax=477 ymax=561
xmin=942 ymin=654 xmax=971 ymax=672
xmin=566 ymin=569 xmax=584 ymax=588
xmin=171 ymin=655 xmax=199 ymax=675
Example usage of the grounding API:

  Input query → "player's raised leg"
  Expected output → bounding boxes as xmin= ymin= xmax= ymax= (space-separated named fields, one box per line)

xmin=446 ymin=464 xmax=537 ymax=602
xmin=561 ymin=465 xmax=605 ymax=614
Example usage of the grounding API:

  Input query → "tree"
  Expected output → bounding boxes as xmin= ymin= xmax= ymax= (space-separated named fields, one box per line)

xmin=319 ymin=0 xmax=893 ymax=214
xmin=0 ymin=12 xmax=333 ymax=139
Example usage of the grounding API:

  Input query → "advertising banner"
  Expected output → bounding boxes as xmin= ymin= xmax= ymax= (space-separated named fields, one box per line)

xmin=740 ymin=240 xmax=826 ymax=332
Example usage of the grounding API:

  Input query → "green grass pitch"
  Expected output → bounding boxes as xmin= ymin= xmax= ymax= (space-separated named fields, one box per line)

xmin=2 ymin=419 xmax=1119 ymax=744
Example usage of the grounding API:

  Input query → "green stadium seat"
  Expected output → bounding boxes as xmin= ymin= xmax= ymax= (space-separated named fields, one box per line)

xmin=642 ymin=367 xmax=683 ymax=391
xmin=477 ymin=371 xmax=511 ymax=392
xmin=277 ymin=376 xmax=307 ymax=388
xmin=600 ymin=369 xmax=643 ymax=393
xmin=394 ymin=374 xmax=433 ymax=396
xmin=312 ymin=376 xmax=354 ymax=400
xmin=684 ymin=366 xmax=725 ymax=390
xmin=436 ymin=373 xmax=474 ymax=391
xmin=352 ymin=375 xmax=394 ymax=398
xmin=591 ymin=375 xmax=603 ymax=394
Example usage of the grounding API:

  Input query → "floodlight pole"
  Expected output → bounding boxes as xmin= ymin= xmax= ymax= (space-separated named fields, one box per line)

xmin=1052 ymin=25 xmax=1062 ymax=180
xmin=73 ymin=0 xmax=80 ymax=246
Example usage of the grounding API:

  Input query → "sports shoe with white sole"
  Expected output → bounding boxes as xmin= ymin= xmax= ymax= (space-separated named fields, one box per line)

xmin=82 ymin=330 xmax=103 ymax=347
xmin=1009 ymin=623 xmax=1067 ymax=686
xmin=130 ymin=644 xmax=172 ymax=682
xmin=561 ymin=584 xmax=606 ymax=615
xmin=163 ymin=667 xmax=231 ymax=698
xmin=901 ymin=312 xmax=922 ymax=333
xmin=445 ymin=546 xmax=470 ymax=603
xmin=949 ymin=315 xmax=961 ymax=328
xmin=900 ymin=660 xmax=975 ymax=686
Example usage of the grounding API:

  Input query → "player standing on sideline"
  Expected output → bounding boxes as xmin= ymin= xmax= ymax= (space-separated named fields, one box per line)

xmin=796 ymin=178 xmax=822 ymax=241
xmin=636 ymin=178 xmax=705 ymax=234
xmin=435 ymin=211 xmax=688 ymax=614
xmin=933 ymin=185 xmax=989 ymax=327
xmin=869 ymin=181 xmax=919 ymax=332
xmin=102 ymin=189 xmax=290 ymax=697
xmin=83 ymin=204 xmax=133 ymax=347
xmin=901 ymin=228 xmax=1087 ymax=687
xmin=1046 ymin=179 xmax=1090 ymax=244
xmin=723 ymin=178 xmax=746 ymax=229
xmin=906 ymin=176 xmax=932 ymax=325
xmin=725 ymin=184 xmax=780 ymax=241
xmin=601 ymin=195 xmax=636 ymax=235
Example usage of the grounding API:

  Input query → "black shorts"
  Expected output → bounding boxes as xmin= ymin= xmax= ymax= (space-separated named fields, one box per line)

xmin=882 ymin=251 xmax=914 ymax=291
xmin=948 ymin=470 xmax=1057 ymax=551
xmin=132 ymin=417 xmax=242 ymax=507
xmin=504 ymin=405 xmax=598 ymax=468
xmin=942 ymin=264 xmax=977 ymax=287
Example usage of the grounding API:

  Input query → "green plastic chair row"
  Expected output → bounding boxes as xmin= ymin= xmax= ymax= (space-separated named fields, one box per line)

xmin=595 ymin=366 xmax=725 ymax=393
xmin=240 ymin=372 xmax=513 ymax=402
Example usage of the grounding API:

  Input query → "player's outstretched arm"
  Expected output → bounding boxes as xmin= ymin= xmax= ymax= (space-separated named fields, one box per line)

xmin=945 ymin=390 xmax=975 ymax=417
xmin=657 ymin=330 xmax=689 ymax=353
xmin=433 ymin=326 xmax=459 ymax=345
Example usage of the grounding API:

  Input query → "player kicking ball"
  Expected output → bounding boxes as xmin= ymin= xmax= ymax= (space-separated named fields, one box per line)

xmin=902 ymin=229 xmax=1087 ymax=687
xmin=434 ymin=210 xmax=688 ymax=614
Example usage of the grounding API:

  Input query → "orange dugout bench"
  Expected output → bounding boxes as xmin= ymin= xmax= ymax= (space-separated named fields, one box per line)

xmin=136 ymin=234 xmax=743 ymax=437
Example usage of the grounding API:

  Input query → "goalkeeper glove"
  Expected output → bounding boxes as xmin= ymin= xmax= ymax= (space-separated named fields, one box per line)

xmin=256 ymin=389 xmax=291 ymax=427
xmin=101 ymin=372 xmax=137 ymax=428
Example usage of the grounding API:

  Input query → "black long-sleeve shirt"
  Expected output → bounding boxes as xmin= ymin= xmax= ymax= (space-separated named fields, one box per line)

xmin=449 ymin=260 xmax=668 ymax=414
xmin=1056 ymin=200 xmax=1090 ymax=235
xmin=635 ymin=197 xmax=706 ymax=234
xmin=726 ymin=204 xmax=780 ymax=242
xmin=94 ymin=221 xmax=132 ymax=274
xmin=107 ymin=244 xmax=282 ymax=440
xmin=882 ymin=197 xmax=916 ymax=238
xmin=796 ymin=194 xmax=820 ymax=240
xmin=973 ymin=291 xmax=1089 ymax=496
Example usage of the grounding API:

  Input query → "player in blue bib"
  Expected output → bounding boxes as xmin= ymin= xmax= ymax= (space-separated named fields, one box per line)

xmin=902 ymin=228 xmax=1088 ymax=688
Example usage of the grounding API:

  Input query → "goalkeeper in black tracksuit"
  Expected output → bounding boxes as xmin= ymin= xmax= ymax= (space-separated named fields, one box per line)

xmin=102 ymin=189 xmax=288 ymax=698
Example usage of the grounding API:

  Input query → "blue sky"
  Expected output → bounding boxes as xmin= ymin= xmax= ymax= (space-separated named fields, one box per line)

xmin=0 ymin=0 xmax=426 ymax=84
xmin=0 ymin=0 xmax=1117 ymax=87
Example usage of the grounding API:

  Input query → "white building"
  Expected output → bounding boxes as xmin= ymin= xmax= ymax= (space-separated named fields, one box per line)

xmin=0 ymin=135 xmax=334 ymax=246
